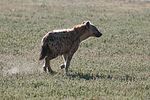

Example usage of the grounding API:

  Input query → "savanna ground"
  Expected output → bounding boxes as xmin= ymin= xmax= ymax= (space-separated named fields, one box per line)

xmin=0 ymin=0 xmax=150 ymax=99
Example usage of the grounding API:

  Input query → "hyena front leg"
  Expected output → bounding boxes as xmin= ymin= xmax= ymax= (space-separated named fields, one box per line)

xmin=64 ymin=47 xmax=79 ymax=74
xmin=60 ymin=53 xmax=73 ymax=74
xmin=65 ymin=54 xmax=73 ymax=74
xmin=60 ymin=54 xmax=68 ymax=69
xmin=61 ymin=41 xmax=80 ymax=75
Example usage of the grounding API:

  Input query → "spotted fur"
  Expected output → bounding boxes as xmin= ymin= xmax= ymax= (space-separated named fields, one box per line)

xmin=39 ymin=21 xmax=102 ymax=74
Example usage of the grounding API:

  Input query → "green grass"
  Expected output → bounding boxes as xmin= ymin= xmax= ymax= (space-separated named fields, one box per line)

xmin=0 ymin=0 xmax=150 ymax=99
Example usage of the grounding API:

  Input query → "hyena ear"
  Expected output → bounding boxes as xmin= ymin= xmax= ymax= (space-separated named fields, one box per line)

xmin=85 ymin=21 xmax=90 ymax=28
xmin=82 ymin=21 xmax=90 ymax=24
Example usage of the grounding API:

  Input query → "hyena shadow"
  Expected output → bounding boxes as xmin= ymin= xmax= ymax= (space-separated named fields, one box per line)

xmin=67 ymin=71 xmax=136 ymax=81
xmin=67 ymin=71 xmax=112 ymax=80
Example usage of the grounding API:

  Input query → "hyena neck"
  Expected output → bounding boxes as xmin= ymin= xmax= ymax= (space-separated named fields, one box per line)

xmin=79 ymin=31 xmax=91 ymax=42
xmin=73 ymin=25 xmax=88 ymax=42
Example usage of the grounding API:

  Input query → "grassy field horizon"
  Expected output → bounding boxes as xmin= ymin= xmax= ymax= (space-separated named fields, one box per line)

xmin=0 ymin=0 xmax=150 ymax=99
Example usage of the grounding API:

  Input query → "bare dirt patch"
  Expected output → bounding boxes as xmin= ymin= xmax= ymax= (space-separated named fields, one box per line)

xmin=0 ymin=54 xmax=42 ymax=76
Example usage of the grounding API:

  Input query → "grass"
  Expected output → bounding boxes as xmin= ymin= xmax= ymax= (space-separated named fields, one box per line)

xmin=0 ymin=0 xmax=150 ymax=99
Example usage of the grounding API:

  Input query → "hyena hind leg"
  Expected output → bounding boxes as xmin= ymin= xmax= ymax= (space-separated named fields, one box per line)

xmin=43 ymin=57 xmax=54 ymax=73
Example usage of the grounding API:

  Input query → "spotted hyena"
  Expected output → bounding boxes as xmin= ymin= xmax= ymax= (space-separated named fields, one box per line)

xmin=39 ymin=21 xmax=102 ymax=74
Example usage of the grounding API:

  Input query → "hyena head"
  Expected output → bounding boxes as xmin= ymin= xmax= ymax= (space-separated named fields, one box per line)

xmin=83 ymin=21 xmax=102 ymax=37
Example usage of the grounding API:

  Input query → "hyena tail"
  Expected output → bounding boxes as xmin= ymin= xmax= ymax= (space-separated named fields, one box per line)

xmin=39 ymin=44 xmax=49 ymax=60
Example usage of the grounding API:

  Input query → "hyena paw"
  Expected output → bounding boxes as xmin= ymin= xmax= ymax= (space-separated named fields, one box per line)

xmin=43 ymin=65 xmax=47 ymax=72
xmin=60 ymin=64 xmax=65 ymax=69
xmin=43 ymin=66 xmax=47 ymax=72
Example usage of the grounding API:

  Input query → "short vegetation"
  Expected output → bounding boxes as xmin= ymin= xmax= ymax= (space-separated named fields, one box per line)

xmin=0 ymin=0 xmax=150 ymax=99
